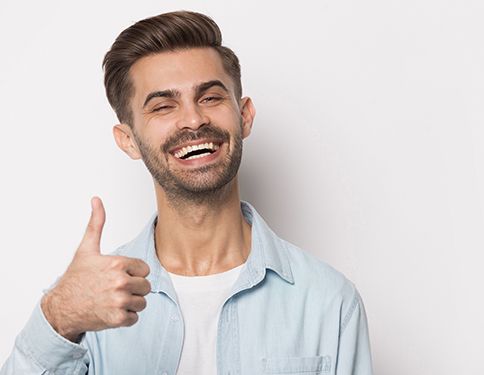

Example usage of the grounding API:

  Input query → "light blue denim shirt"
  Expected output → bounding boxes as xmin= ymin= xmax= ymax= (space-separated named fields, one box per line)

xmin=1 ymin=201 xmax=373 ymax=375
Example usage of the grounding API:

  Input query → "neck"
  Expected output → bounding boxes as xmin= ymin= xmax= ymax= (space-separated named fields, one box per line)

xmin=153 ymin=176 xmax=252 ymax=276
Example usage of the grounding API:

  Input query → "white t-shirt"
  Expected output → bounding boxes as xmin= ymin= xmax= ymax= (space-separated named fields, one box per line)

xmin=168 ymin=263 xmax=245 ymax=375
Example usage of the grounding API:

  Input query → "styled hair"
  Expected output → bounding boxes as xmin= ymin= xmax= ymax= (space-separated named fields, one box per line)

xmin=102 ymin=10 xmax=242 ymax=128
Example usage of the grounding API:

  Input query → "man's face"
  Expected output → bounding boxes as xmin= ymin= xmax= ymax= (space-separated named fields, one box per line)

xmin=118 ymin=48 xmax=254 ymax=202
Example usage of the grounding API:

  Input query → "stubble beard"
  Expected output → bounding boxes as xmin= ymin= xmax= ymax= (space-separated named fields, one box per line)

xmin=133 ymin=121 xmax=243 ymax=206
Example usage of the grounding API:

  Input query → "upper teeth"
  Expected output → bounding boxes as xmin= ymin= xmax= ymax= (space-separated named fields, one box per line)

xmin=174 ymin=142 xmax=219 ymax=159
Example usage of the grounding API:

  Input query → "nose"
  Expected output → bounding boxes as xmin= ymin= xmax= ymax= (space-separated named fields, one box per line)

xmin=176 ymin=102 xmax=209 ymax=131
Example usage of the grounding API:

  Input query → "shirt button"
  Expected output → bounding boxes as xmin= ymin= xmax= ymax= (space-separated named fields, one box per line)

xmin=170 ymin=315 xmax=179 ymax=321
xmin=162 ymin=372 xmax=168 ymax=375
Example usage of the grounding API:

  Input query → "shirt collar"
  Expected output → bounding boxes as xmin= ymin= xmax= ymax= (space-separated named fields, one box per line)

xmin=121 ymin=201 xmax=294 ymax=300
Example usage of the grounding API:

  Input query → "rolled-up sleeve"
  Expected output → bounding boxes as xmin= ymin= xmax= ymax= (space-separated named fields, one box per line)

xmin=0 ymin=300 xmax=89 ymax=375
xmin=335 ymin=289 xmax=374 ymax=375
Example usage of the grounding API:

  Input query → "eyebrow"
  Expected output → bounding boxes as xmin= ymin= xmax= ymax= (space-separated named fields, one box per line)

xmin=142 ymin=79 xmax=229 ymax=108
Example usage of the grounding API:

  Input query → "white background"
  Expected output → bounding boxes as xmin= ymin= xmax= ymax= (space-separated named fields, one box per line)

xmin=1 ymin=1 xmax=483 ymax=374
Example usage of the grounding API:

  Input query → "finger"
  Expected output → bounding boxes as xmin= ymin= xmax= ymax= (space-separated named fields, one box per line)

xmin=126 ymin=277 xmax=152 ymax=296
xmin=125 ymin=258 xmax=150 ymax=278
xmin=125 ymin=295 xmax=147 ymax=313
xmin=121 ymin=311 xmax=139 ymax=327
xmin=78 ymin=196 xmax=106 ymax=254
xmin=112 ymin=310 xmax=139 ymax=328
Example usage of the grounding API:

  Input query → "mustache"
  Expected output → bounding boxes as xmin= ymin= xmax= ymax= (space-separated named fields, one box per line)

xmin=162 ymin=125 xmax=230 ymax=153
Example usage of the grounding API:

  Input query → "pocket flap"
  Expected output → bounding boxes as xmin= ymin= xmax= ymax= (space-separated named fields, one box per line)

xmin=262 ymin=355 xmax=331 ymax=374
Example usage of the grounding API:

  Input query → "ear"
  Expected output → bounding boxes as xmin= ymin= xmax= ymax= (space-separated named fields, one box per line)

xmin=112 ymin=123 xmax=142 ymax=160
xmin=239 ymin=97 xmax=256 ymax=139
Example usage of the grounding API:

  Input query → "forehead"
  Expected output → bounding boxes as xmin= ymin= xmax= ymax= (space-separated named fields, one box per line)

xmin=129 ymin=48 xmax=233 ymax=102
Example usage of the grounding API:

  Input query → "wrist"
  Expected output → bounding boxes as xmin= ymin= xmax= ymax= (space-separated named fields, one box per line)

xmin=41 ymin=291 xmax=84 ymax=343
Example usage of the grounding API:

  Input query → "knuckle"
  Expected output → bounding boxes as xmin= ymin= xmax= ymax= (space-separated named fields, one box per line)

xmin=113 ymin=310 xmax=129 ymax=327
xmin=110 ymin=256 xmax=127 ymax=270
xmin=113 ymin=294 xmax=129 ymax=309
xmin=86 ymin=222 xmax=96 ymax=234
xmin=116 ymin=312 xmax=129 ymax=326
xmin=113 ymin=276 xmax=130 ymax=290
xmin=108 ymin=310 xmax=126 ymax=327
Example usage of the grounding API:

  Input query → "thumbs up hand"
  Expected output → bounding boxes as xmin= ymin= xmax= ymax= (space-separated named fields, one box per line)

xmin=40 ymin=197 xmax=151 ymax=342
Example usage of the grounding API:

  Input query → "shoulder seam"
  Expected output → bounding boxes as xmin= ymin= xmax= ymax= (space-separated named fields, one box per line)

xmin=341 ymin=291 xmax=359 ymax=335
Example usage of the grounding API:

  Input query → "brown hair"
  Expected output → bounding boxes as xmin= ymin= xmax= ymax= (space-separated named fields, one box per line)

xmin=102 ymin=10 xmax=242 ymax=128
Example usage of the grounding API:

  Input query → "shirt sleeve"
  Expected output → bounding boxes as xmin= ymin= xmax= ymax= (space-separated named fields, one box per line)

xmin=0 ymin=299 xmax=90 ymax=375
xmin=335 ymin=288 xmax=374 ymax=375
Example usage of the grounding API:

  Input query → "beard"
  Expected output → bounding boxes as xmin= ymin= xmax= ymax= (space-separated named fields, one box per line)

xmin=132 ymin=120 xmax=243 ymax=205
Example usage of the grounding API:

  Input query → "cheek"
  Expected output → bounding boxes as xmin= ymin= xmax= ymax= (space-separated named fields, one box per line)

xmin=142 ymin=122 xmax=172 ymax=145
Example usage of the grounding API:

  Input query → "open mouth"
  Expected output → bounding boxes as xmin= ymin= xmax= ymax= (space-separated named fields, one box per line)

xmin=172 ymin=141 xmax=221 ymax=160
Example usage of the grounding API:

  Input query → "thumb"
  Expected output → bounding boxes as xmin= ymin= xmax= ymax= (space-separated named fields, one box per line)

xmin=77 ymin=196 xmax=106 ymax=254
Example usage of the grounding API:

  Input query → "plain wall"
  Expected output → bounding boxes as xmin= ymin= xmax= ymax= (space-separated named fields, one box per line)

xmin=1 ymin=1 xmax=483 ymax=374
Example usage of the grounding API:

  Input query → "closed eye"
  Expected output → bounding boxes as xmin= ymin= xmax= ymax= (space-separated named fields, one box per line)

xmin=202 ymin=96 xmax=222 ymax=103
xmin=152 ymin=96 xmax=222 ymax=112
xmin=152 ymin=105 xmax=174 ymax=112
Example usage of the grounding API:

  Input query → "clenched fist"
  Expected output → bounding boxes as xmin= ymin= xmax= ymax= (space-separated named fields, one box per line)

xmin=41 ymin=196 xmax=151 ymax=342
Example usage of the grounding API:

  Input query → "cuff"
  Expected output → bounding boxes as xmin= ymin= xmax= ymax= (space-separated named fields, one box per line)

xmin=16 ymin=300 xmax=88 ymax=370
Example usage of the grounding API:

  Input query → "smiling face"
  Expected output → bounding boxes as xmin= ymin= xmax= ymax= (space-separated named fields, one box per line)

xmin=113 ymin=48 xmax=255 ymax=203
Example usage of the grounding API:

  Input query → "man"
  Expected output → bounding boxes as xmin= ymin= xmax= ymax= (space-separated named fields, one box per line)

xmin=1 ymin=10 xmax=373 ymax=375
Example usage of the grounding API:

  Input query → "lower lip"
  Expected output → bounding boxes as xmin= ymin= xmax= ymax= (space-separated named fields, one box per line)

xmin=172 ymin=144 xmax=223 ymax=167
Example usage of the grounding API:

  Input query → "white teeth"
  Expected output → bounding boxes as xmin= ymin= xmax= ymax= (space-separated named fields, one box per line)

xmin=174 ymin=142 xmax=220 ymax=159
xmin=185 ymin=152 xmax=212 ymax=160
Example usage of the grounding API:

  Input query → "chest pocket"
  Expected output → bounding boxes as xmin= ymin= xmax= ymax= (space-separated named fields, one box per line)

xmin=262 ymin=355 xmax=331 ymax=374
